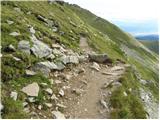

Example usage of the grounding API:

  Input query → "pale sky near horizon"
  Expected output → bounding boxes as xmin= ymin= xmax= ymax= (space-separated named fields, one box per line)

xmin=64 ymin=0 xmax=159 ymax=35
xmin=64 ymin=0 xmax=159 ymax=22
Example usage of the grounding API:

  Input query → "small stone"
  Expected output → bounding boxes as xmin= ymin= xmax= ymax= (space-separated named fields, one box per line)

xmin=29 ymin=27 xmax=35 ymax=34
xmin=56 ymin=103 xmax=67 ymax=108
xmin=72 ymin=88 xmax=83 ymax=95
xmin=25 ymin=70 xmax=36 ymax=76
xmin=13 ymin=56 xmax=21 ymax=61
xmin=65 ymin=74 xmax=72 ymax=80
xmin=47 ymin=54 xmax=55 ymax=60
xmin=111 ymin=66 xmax=124 ymax=71
xmin=38 ymin=105 xmax=42 ymax=110
xmin=59 ymin=89 xmax=64 ymax=96
xmin=55 ymin=80 xmax=62 ymax=84
xmin=90 ymin=62 xmax=100 ymax=71
xmin=10 ymin=91 xmax=18 ymax=101
xmin=100 ymin=99 xmax=107 ymax=108
xmin=52 ymin=44 xmax=62 ymax=49
xmin=28 ymin=97 xmax=36 ymax=103
xmin=9 ymin=32 xmax=20 ymax=36
xmin=81 ymin=80 xmax=87 ymax=85
xmin=45 ymin=103 xmax=52 ymax=108
xmin=6 ymin=20 xmax=14 ymax=25
xmin=84 ymin=108 xmax=88 ymax=112
xmin=129 ymin=88 xmax=132 ymax=92
xmin=123 ymin=91 xmax=127 ymax=96
xmin=21 ymin=82 xmax=39 ymax=97
xmin=8 ymin=44 xmax=16 ymax=51
xmin=45 ymin=88 xmax=53 ymax=95
xmin=52 ymin=111 xmax=66 ymax=119
xmin=23 ymin=102 xmax=28 ymax=107
xmin=51 ymin=94 xmax=58 ymax=100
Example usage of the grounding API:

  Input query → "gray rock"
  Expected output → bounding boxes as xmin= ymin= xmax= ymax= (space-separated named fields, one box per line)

xmin=52 ymin=26 xmax=58 ymax=32
xmin=29 ymin=27 xmax=35 ymax=34
xmin=52 ymin=49 xmax=63 ymax=56
xmin=38 ymin=105 xmax=42 ymax=110
xmin=90 ymin=62 xmax=100 ymax=71
xmin=56 ymin=103 xmax=67 ymax=108
xmin=13 ymin=56 xmax=21 ymax=61
xmin=37 ymin=15 xmax=48 ymax=23
xmin=45 ymin=88 xmax=53 ymax=95
xmin=60 ymin=55 xmax=79 ymax=64
xmin=52 ymin=43 xmax=62 ymax=49
xmin=140 ymin=79 xmax=148 ymax=85
xmin=10 ymin=91 xmax=18 ymax=101
xmin=59 ymin=89 xmax=64 ymax=96
xmin=23 ymin=102 xmax=28 ymax=107
xmin=31 ymin=35 xmax=52 ymax=58
xmin=51 ymin=94 xmax=58 ymax=100
xmin=8 ymin=44 xmax=16 ymax=51
xmin=14 ymin=7 xmax=21 ymax=12
xmin=18 ymin=40 xmax=31 ymax=54
xmin=25 ymin=70 xmax=36 ymax=76
xmin=89 ymin=54 xmax=111 ymax=63
xmin=45 ymin=103 xmax=52 ymax=108
xmin=100 ymin=99 xmax=108 ymax=108
xmin=55 ymin=80 xmax=62 ymax=84
xmin=55 ymin=62 xmax=65 ymax=70
xmin=6 ymin=20 xmax=14 ymax=25
xmin=9 ymin=32 xmax=20 ymax=36
xmin=111 ymin=66 xmax=124 ymax=71
xmin=28 ymin=97 xmax=36 ymax=103
xmin=72 ymin=88 xmax=83 ymax=95
xmin=52 ymin=111 xmax=66 ymax=119
xmin=78 ymin=55 xmax=88 ymax=62
xmin=47 ymin=54 xmax=55 ymax=60
xmin=21 ymin=82 xmax=39 ymax=97
xmin=33 ymin=61 xmax=58 ymax=77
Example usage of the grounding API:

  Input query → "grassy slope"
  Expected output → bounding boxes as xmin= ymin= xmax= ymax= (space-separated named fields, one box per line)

xmin=68 ymin=4 xmax=159 ymax=99
xmin=1 ymin=1 xmax=158 ymax=119
xmin=139 ymin=40 xmax=159 ymax=54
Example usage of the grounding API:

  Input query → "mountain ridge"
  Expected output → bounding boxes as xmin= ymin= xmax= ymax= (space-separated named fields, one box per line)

xmin=1 ymin=1 xmax=159 ymax=119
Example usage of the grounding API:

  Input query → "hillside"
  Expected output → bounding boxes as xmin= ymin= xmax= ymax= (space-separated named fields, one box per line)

xmin=1 ymin=1 xmax=159 ymax=119
xmin=139 ymin=40 xmax=159 ymax=54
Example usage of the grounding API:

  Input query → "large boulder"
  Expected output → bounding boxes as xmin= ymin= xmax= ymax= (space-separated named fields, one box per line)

xmin=30 ymin=35 xmax=52 ymax=58
xmin=21 ymin=82 xmax=39 ymax=97
xmin=88 ymin=54 xmax=112 ymax=63
xmin=18 ymin=40 xmax=31 ymax=54
xmin=32 ymin=61 xmax=65 ymax=77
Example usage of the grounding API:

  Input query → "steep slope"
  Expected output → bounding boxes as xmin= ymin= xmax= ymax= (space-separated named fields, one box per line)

xmin=1 ymin=1 xmax=158 ymax=119
xmin=139 ymin=40 xmax=159 ymax=54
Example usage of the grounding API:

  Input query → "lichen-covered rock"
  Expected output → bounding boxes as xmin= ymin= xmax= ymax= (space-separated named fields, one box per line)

xmin=89 ymin=54 xmax=112 ymax=63
xmin=18 ymin=40 xmax=31 ymax=54
xmin=21 ymin=82 xmax=39 ymax=97
xmin=30 ymin=35 xmax=52 ymax=58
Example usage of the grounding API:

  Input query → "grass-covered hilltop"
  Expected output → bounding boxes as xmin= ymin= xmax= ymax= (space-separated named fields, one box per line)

xmin=1 ymin=1 xmax=159 ymax=119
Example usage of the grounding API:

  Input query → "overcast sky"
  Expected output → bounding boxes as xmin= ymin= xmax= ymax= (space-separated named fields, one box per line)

xmin=64 ymin=0 xmax=159 ymax=22
xmin=64 ymin=0 xmax=159 ymax=35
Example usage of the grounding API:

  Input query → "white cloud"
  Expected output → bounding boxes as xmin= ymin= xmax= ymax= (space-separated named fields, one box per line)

xmin=64 ymin=0 xmax=159 ymax=22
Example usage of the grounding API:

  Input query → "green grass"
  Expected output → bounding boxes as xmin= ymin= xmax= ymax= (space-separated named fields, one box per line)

xmin=1 ymin=1 xmax=158 ymax=119
xmin=110 ymin=67 xmax=147 ymax=119
xmin=2 ymin=98 xmax=29 ymax=119
xmin=139 ymin=40 xmax=159 ymax=54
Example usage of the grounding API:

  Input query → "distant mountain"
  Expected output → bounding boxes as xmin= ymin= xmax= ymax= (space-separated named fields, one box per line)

xmin=135 ymin=34 xmax=159 ymax=41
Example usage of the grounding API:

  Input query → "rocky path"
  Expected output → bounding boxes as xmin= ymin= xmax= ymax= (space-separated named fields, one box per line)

xmin=63 ymin=37 xmax=126 ymax=118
